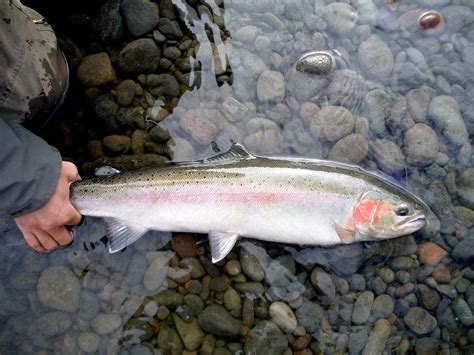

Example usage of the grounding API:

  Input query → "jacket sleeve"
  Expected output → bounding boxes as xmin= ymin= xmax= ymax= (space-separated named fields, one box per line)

xmin=0 ymin=118 xmax=62 ymax=217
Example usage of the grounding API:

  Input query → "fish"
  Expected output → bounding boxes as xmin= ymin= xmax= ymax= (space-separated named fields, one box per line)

xmin=70 ymin=143 xmax=429 ymax=263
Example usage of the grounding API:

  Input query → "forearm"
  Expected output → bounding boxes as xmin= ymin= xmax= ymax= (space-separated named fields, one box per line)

xmin=0 ymin=119 xmax=62 ymax=216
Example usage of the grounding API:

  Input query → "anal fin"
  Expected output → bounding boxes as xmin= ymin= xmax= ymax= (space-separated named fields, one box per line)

xmin=105 ymin=218 xmax=148 ymax=253
xmin=208 ymin=231 xmax=239 ymax=263
xmin=332 ymin=221 xmax=355 ymax=244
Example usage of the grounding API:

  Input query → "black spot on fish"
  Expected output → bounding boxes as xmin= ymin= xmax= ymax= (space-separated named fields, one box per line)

xmin=100 ymin=236 xmax=109 ymax=246
xmin=3 ymin=18 xmax=11 ymax=24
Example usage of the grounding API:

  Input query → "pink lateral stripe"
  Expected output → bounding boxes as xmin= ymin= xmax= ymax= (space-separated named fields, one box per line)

xmin=123 ymin=187 xmax=346 ymax=205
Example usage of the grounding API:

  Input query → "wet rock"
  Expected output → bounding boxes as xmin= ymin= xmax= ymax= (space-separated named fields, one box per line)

xmin=9 ymin=272 xmax=37 ymax=290
xmin=148 ymin=126 xmax=170 ymax=145
xmin=86 ymin=140 xmax=104 ymax=160
xmin=102 ymin=135 xmax=131 ymax=155
xmin=257 ymin=70 xmax=285 ymax=102
xmin=371 ymin=294 xmax=394 ymax=320
xmin=362 ymin=319 xmax=390 ymax=355
xmin=352 ymin=291 xmax=374 ymax=324
xmin=296 ymin=51 xmax=335 ymax=76
xmin=77 ymin=53 xmax=116 ymax=86
xmin=244 ymin=320 xmax=288 ymax=355
xmin=114 ymin=79 xmax=136 ymax=107
xmin=197 ymin=305 xmax=240 ymax=337
xmin=403 ymin=307 xmax=437 ymax=334
xmin=90 ymin=154 xmax=167 ymax=171
xmin=452 ymin=297 xmax=474 ymax=326
xmin=118 ymin=38 xmax=161 ymax=74
xmin=269 ymin=302 xmax=297 ymax=333
xmin=223 ymin=288 xmax=241 ymax=312
xmin=117 ymin=106 xmax=144 ymax=127
xmin=170 ymin=234 xmax=198 ymax=258
xmin=157 ymin=325 xmax=184 ymax=353
xmin=298 ymin=102 xmax=319 ymax=126
xmin=225 ymin=260 xmax=241 ymax=276
xmin=323 ymin=3 xmax=358 ymax=35
xmin=404 ymin=124 xmax=439 ymax=166
xmin=371 ymin=139 xmax=405 ymax=173
xmin=295 ymin=300 xmax=324 ymax=333
xmin=143 ymin=252 xmax=173 ymax=292
xmin=121 ymin=0 xmax=159 ymax=36
xmin=95 ymin=94 xmax=119 ymax=134
xmin=78 ymin=332 xmax=101 ymax=353
xmin=429 ymin=95 xmax=468 ymax=146
xmin=367 ymin=236 xmax=418 ymax=258
xmin=234 ymin=282 xmax=265 ymax=296
xmin=349 ymin=327 xmax=368 ymax=355
xmin=179 ymin=109 xmax=222 ymax=145
xmin=458 ymin=168 xmax=474 ymax=209
xmin=157 ymin=18 xmax=183 ymax=39
xmin=37 ymin=266 xmax=80 ymax=312
xmin=455 ymin=206 xmax=474 ymax=227
xmin=453 ymin=238 xmax=474 ymax=261
xmin=223 ymin=97 xmax=249 ymax=122
xmin=131 ymin=129 xmax=148 ymax=155
xmin=358 ymin=35 xmax=394 ymax=83
xmin=350 ymin=274 xmax=366 ymax=291
xmin=328 ymin=133 xmax=368 ymax=164
xmin=285 ymin=66 xmax=328 ymax=100
xmin=310 ymin=267 xmax=336 ymax=304
xmin=406 ymin=89 xmax=429 ymax=123
xmin=417 ymin=242 xmax=447 ymax=266
xmin=173 ymin=314 xmax=204 ymax=351
xmin=310 ymin=106 xmax=354 ymax=142
xmin=414 ymin=337 xmax=439 ymax=355
xmin=240 ymin=248 xmax=265 ymax=282
xmin=89 ymin=0 xmax=124 ymax=42
xmin=28 ymin=311 xmax=72 ymax=338
xmin=327 ymin=69 xmax=370 ymax=107
xmin=146 ymin=73 xmax=180 ymax=99
xmin=234 ymin=25 xmax=259 ymax=45
xmin=244 ymin=129 xmax=283 ymax=155
xmin=91 ymin=313 xmax=122 ymax=334
xmin=362 ymin=89 xmax=391 ymax=134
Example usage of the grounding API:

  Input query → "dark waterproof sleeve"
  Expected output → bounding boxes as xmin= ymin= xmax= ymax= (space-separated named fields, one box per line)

xmin=0 ymin=118 xmax=61 ymax=217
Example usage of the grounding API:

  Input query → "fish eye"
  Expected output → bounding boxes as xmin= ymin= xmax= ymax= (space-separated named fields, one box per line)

xmin=395 ymin=204 xmax=410 ymax=216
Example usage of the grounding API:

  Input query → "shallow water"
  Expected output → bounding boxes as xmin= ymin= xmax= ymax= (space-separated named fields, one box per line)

xmin=1 ymin=0 xmax=474 ymax=353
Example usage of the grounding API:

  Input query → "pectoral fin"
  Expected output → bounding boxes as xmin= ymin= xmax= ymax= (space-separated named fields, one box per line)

xmin=332 ymin=221 xmax=355 ymax=244
xmin=105 ymin=218 xmax=148 ymax=253
xmin=208 ymin=231 xmax=239 ymax=263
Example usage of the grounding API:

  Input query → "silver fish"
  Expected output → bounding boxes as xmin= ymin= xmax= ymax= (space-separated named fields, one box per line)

xmin=71 ymin=144 xmax=429 ymax=262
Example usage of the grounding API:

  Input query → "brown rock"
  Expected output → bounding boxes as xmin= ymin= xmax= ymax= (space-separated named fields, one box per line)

xmin=395 ymin=282 xmax=415 ymax=298
xmin=328 ymin=133 xmax=368 ymax=164
xmin=431 ymin=264 xmax=451 ymax=284
xmin=418 ymin=242 xmax=447 ymax=265
xmin=179 ymin=109 xmax=222 ymax=145
xmin=77 ymin=52 xmax=116 ymax=86
xmin=310 ymin=106 xmax=354 ymax=142
xmin=299 ymin=102 xmax=319 ymax=126
xmin=171 ymin=234 xmax=198 ymax=258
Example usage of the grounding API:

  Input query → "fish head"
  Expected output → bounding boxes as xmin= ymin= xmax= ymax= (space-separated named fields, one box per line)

xmin=352 ymin=191 xmax=427 ymax=240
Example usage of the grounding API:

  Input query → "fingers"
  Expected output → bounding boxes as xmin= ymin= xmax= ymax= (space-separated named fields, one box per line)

xmin=24 ymin=232 xmax=45 ymax=253
xmin=35 ymin=230 xmax=60 ymax=251
xmin=49 ymin=226 xmax=74 ymax=246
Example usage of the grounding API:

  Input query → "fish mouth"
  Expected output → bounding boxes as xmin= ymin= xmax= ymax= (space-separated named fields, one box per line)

xmin=408 ymin=216 xmax=426 ymax=226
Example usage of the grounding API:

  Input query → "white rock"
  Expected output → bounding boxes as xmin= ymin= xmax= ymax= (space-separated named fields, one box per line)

xmin=269 ymin=302 xmax=297 ymax=333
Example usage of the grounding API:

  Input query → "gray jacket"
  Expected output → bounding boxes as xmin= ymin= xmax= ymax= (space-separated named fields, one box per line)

xmin=0 ymin=0 xmax=67 ymax=217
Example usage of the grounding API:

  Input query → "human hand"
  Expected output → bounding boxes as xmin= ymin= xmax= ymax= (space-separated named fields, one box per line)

xmin=15 ymin=161 xmax=82 ymax=252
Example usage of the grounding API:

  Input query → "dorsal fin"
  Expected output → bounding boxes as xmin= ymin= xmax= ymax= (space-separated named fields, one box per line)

xmin=203 ymin=143 xmax=254 ymax=164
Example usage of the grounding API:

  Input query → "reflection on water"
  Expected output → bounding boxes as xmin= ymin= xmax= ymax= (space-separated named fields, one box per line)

xmin=2 ymin=0 xmax=474 ymax=353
